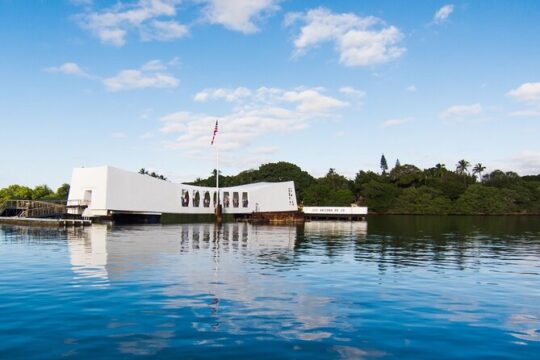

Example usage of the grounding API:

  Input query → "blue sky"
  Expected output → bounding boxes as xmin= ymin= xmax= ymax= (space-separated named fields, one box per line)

xmin=1 ymin=0 xmax=540 ymax=187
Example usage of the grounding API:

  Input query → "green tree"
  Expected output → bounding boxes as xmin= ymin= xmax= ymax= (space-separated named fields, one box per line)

xmin=303 ymin=182 xmax=333 ymax=206
xmin=391 ymin=186 xmax=453 ymax=215
xmin=456 ymin=159 xmax=470 ymax=175
xmin=56 ymin=183 xmax=70 ymax=199
xmin=472 ymin=163 xmax=486 ymax=181
xmin=455 ymin=184 xmax=515 ymax=214
xmin=380 ymin=154 xmax=388 ymax=174
xmin=483 ymin=170 xmax=520 ymax=188
xmin=361 ymin=180 xmax=400 ymax=212
xmin=433 ymin=163 xmax=447 ymax=178
xmin=32 ymin=185 xmax=53 ymax=200
xmin=138 ymin=168 xmax=167 ymax=181
xmin=0 ymin=185 xmax=33 ymax=201
xmin=354 ymin=170 xmax=384 ymax=204
xmin=389 ymin=164 xmax=422 ymax=187
xmin=395 ymin=159 xmax=401 ymax=168
xmin=321 ymin=168 xmax=352 ymax=191
xmin=302 ymin=168 xmax=353 ymax=206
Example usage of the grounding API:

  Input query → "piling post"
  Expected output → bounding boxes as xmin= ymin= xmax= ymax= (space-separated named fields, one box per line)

xmin=215 ymin=204 xmax=223 ymax=224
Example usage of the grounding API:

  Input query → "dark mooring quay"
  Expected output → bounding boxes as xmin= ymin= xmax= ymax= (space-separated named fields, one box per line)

xmin=0 ymin=216 xmax=91 ymax=227
xmin=0 ymin=200 xmax=91 ymax=227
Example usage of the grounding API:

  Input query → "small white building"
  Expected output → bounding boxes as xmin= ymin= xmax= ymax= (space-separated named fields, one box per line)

xmin=67 ymin=166 xmax=298 ymax=218
xmin=302 ymin=206 xmax=367 ymax=220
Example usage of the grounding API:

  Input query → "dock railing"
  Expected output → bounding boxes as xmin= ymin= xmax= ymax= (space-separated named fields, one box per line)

xmin=0 ymin=200 xmax=67 ymax=218
xmin=66 ymin=199 xmax=90 ymax=207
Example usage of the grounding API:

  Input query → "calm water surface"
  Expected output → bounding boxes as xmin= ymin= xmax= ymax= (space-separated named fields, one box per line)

xmin=1 ymin=216 xmax=539 ymax=359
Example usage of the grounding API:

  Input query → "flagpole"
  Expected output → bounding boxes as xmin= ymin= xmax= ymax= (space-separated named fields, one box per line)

xmin=216 ymin=137 xmax=219 ymax=205
xmin=212 ymin=119 xmax=222 ymax=223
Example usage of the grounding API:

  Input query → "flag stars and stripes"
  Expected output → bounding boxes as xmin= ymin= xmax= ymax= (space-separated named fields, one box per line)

xmin=211 ymin=120 xmax=218 ymax=145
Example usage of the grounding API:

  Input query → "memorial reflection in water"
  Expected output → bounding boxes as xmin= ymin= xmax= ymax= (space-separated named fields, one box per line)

xmin=65 ymin=222 xmax=368 ymax=342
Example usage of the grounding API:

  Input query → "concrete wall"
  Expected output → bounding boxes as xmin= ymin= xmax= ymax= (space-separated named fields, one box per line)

xmin=67 ymin=167 xmax=109 ymax=216
xmin=105 ymin=166 xmax=180 ymax=214
xmin=68 ymin=166 xmax=297 ymax=216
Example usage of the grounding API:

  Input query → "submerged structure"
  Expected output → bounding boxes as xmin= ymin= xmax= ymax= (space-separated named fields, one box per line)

xmin=67 ymin=166 xmax=298 ymax=221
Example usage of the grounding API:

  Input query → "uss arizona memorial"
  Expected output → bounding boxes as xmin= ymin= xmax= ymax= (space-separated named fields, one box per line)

xmin=68 ymin=166 xmax=297 ymax=218
xmin=67 ymin=166 xmax=367 ymax=221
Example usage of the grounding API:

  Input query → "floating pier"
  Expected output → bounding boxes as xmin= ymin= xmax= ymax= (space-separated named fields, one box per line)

xmin=0 ymin=217 xmax=91 ymax=227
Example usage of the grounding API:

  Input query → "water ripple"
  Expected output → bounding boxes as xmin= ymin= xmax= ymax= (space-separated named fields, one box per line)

xmin=1 ymin=217 xmax=539 ymax=359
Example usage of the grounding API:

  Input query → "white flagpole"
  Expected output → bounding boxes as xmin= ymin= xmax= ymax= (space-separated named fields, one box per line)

xmin=215 ymin=121 xmax=219 ymax=207
xmin=216 ymin=138 xmax=219 ymax=206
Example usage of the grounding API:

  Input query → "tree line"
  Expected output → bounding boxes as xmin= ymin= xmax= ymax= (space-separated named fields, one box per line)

xmin=2 ymin=158 xmax=539 ymax=215
xmin=0 ymin=184 xmax=70 ymax=202
xmin=190 ymin=158 xmax=540 ymax=215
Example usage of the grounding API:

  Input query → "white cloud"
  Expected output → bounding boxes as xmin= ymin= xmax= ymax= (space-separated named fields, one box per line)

xmin=440 ymin=103 xmax=483 ymax=119
xmin=103 ymin=61 xmax=179 ymax=91
xmin=200 ymin=0 xmax=279 ymax=33
xmin=286 ymin=7 xmax=405 ymax=67
xmin=140 ymin=132 xmax=155 ymax=139
xmin=140 ymin=108 xmax=154 ymax=119
xmin=141 ymin=20 xmax=188 ymax=41
xmin=77 ymin=0 xmax=187 ymax=46
xmin=97 ymin=28 xmax=127 ymax=46
xmin=140 ymin=59 xmax=167 ymax=71
xmin=193 ymin=91 xmax=209 ymax=102
xmin=507 ymin=82 xmax=540 ymax=102
xmin=406 ymin=85 xmax=417 ymax=92
xmin=382 ymin=118 xmax=410 ymax=127
xmin=159 ymin=86 xmax=348 ymax=157
xmin=104 ymin=70 xmax=178 ymax=91
xmin=44 ymin=62 xmax=90 ymax=77
xmin=339 ymin=86 xmax=366 ymax=98
xmin=195 ymin=86 xmax=348 ymax=113
xmin=434 ymin=4 xmax=454 ymax=23
xmin=194 ymin=87 xmax=252 ymax=102
xmin=253 ymin=146 xmax=277 ymax=154
xmin=510 ymin=151 xmax=540 ymax=175
xmin=506 ymin=83 xmax=540 ymax=117
xmin=70 ymin=0 xmax=93 ymax=6
xmin=282 ymin=89 xmax=347 ymax=112
xmin=111 ymin=132 xmax=127 ymax=138
xmin=509 ymin=109 xmax=540 ymax=117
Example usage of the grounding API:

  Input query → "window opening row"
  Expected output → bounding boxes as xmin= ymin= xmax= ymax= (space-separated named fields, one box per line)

xmin=182 ymin=190 xmax=249 ymax=208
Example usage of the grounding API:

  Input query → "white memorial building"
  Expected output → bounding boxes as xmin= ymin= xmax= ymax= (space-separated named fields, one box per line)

xmin=67 ymin=166 xmax=298 ymax=219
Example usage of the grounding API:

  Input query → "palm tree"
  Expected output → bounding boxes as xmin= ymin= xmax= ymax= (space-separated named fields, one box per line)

xmin=434 ymin=163 xmax=446 ymax=176
xmin=456 ymin=159 xmax=470 ymax=175
xmin=456 ymin=159 xmax=471 ymax=185
xmin=472 ymin=163 xmax=486 ymax=182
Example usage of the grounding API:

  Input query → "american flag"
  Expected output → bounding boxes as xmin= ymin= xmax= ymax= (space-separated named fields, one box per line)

xmin=211 ymin=120 xmax=218 ymax=145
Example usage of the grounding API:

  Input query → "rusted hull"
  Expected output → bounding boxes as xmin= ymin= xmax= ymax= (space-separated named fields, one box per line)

xmin=235 ymin=211 xmax=305 ymax=224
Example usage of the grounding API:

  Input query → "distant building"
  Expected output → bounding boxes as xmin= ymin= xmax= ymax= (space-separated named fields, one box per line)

xmin=67 ymin=166 xmax=297 ymax=219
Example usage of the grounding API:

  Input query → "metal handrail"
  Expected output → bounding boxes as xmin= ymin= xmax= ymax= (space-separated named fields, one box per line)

xmin=66 ymin=199 xmax=91 ymax=207
xmin=1 ymin=199 xmax=67 ymax=218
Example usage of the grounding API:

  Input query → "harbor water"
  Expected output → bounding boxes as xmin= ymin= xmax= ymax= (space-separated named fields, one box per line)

xmin=1 ymin=216 xmax=539 ymax=359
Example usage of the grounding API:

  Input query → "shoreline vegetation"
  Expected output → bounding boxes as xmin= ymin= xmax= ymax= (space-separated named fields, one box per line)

xmin=1 ymin=157 xmax=540 ymax=216
xmin=188 ymin=158 xmax=540 ymax=216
